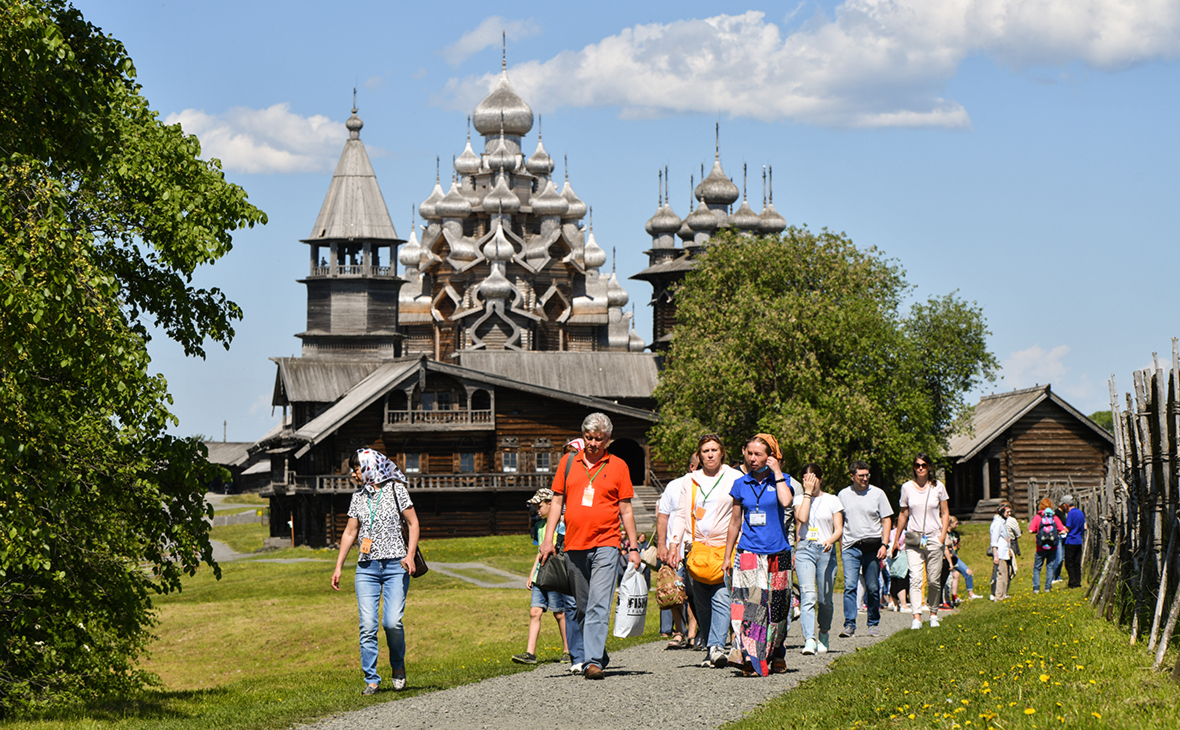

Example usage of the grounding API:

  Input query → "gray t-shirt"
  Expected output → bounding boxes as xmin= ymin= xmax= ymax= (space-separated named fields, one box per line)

xmin=838 ymin=484 xmax=894 ymax=548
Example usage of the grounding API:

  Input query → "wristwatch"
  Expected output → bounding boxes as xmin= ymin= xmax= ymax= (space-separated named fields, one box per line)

xmin=628 ymin=547 xmax=639 ymax=552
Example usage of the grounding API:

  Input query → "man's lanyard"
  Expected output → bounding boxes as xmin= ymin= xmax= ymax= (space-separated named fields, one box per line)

xmin=582 ymin=457 xmax=608 ymax=487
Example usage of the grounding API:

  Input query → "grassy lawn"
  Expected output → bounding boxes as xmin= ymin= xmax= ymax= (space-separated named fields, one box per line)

xmin=730 ymin=520 xmax=1180 ymax=730
xmin=4 ymin=526 xmax=657 ymax=730
xmin=220 ymin=494 xmax=268 ymax=505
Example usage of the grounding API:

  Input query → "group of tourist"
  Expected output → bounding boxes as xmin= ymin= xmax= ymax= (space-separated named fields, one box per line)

xmin=326 ymin=414 xmax=1088 ymax=692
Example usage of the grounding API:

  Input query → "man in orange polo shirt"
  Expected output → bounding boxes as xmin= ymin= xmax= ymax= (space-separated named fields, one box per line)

xmin=540 ymin=412 xmax=641 ymax=680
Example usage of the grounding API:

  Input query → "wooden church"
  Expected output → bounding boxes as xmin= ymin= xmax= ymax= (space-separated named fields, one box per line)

xmin=253 ymin=67 xmax=667 ymax=546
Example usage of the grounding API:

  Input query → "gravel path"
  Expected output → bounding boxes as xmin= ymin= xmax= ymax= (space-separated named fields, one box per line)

xmin=294 ymin=601 xmax=927 ymax=730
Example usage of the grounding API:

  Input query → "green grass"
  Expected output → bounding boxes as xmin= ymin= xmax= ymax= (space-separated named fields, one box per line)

xmin=3 ymin=532 xmax=658 ymax=730
xmin=728 ymin=519 xmax=1180 ymax=730
xmin=212 ymin=506 xmax=262 ymax=517
xmin=210 ymin=522 xmax=270 ymax=554
xmin=220 ymin=494 xmax=268 ymax=505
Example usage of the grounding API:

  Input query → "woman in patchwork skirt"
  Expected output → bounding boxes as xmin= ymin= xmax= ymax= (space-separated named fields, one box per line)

xmin=724 ymin=434 xmax=795 ymax=676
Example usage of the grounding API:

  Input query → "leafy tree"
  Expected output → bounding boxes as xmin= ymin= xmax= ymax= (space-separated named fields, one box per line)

xmin=1089 ymin=410 xmax=1114 ymax=433
xmin=650 ymin=228 xmax=996 ymax=486
xmin=0 ymin=0 xmax=265 ymax=713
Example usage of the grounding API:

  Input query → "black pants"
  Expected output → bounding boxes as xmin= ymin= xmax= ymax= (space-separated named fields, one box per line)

xmin=1064 ymin=544 xmax=1083 ymax=588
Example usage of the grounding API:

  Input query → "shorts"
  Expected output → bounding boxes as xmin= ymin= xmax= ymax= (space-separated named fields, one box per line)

xmin=531 ymin=585 xmax=566 ymax=612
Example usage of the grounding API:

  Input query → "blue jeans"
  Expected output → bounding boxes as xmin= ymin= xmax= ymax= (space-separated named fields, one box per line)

xmin=952 ymin=558 xmax=975 ymax=592
xmin=842 ymin=542 xmax=882 ymax=628
xmin=562 ymin=592 xmax=584 ymax=664
xmin=1052 ymin=542 xmax=1064 ymax=581
xmin=567 ymin=546 xmax=618 ymax=670
xmin=1032 ymin=550 xmax=1056 ymax=592
xmin=689 ymin=574 xmax=730 ymax=650
xmin=796 ymin=540 xmax=837 ymax=641
xmin=355 ymin=558 xmax=409 ymax=685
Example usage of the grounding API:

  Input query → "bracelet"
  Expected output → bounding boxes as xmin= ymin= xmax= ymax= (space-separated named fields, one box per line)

xmin=802 ymin=494 xmax=813 ymax=500
xmin=628 ymin=547 xmax=639 ymax=553
xmin=776 ymin=478 xmax=786 ymax=483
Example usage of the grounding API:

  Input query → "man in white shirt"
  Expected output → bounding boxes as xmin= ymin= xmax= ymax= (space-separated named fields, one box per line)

xmin=837 ymin=461 xmax=893 ymax=638
xmin=656 ymin=454 xmax=698 ymax=647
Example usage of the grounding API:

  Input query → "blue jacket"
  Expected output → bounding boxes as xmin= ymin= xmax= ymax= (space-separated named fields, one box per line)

xmin=1064 ymin=508 xmax=1086 ymax=546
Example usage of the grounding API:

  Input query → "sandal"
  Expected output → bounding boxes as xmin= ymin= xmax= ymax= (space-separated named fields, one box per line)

xmin=666 ymin=632 xmax=686 ymax=649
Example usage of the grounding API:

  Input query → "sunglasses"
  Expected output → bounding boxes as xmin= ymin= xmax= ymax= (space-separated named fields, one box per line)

xmin=914 ymin=462 xmax=930 ymax=470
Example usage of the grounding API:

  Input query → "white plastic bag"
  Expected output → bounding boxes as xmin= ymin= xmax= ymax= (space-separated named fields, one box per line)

xmin=613 ymin=562 xmax=648 ymax=638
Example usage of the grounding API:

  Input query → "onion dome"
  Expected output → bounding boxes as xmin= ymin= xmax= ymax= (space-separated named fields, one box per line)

xmin=399 ymin=227 xmax=423 ymax=268
xmin=478 ymin=264 xmax=514 ymax=301
xmin=606 ymin=273 xmax=629 ymax=308
xmin=583 ymin=226 xmax=607 ymax=269
xmin=560 ymin=179 xmax=587 ymax=220
xmin=482 ymin=220 xmax=515 ymax=262
xmin=455 ymin=139 xmax=482 ymax=176
xmin=628 ymin=326 xmax=645 ymax=352
xmin=485 ymin=131 xmax=517 ymax=172
xmin=685 ymin=201 xmax=719 ymax=232
xmin=759 ymin=202 xmax=787 ymax=234
xmin=419 ymin=181 xmax=444 ymax=220
xmin=651 ymin=204 xmax=682 ymax=235
xmin=483 ymin=173 xmax=521 ymax=214
xmin=473 ymin=70 xmax=534 ymax=137
xmin=345 ymin=108 xmax=364 ymax=138
xmin=436 ymin=181 xmax=472 ymax=219
xmin=696 ymin=159 xmax=740 ymax=205
xmin=530 ymin=179 xmax=569 ymax=217
xmin=526 ymin=137 xmax=554 ymax=177
xmin=729 ymin=199 xmax=761 ymax=231
xmin=678 ymin=218 xmax=694 ymax=242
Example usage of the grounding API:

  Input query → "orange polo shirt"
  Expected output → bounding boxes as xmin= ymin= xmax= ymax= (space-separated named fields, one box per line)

xmin=553 ymin=451 xmax=634 ymax=551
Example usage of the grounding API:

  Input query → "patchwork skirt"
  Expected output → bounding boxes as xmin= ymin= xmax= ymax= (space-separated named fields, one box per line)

xmin=730 ymin=548 xmax=792 ymax=676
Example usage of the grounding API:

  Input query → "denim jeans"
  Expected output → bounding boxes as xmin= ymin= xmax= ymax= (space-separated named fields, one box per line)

xmin=795 ymin=540 xmax=837 ymax=641
xmin=842 ymin=543 xmax=882 ymax=628
xmin=355 ymin=558 xmax=409 ymax=685
xmin=1032 ymin=550 xmax=1055 ymax=592
xmin=562 ymin=591 xmax=584 ymax=664
xmin=567 ymin=546 xmax=618 ymax=670
xmin=952 ymin=558 xmax=974 ymax=592
xmin=689 ymin=574 xmax=730 ymax=650
xmin=1052 ymin=542 xmax=1064 ymax=581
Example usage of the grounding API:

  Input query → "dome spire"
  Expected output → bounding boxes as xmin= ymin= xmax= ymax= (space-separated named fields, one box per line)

xmin=715 ymin=121 xmax=720 ymax=161
xmin=502 ymin=29 xmax=507 ymax=71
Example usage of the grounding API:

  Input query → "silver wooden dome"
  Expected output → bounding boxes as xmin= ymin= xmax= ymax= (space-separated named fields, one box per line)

xmin=473 ymin=70 xmax=534 ymax=137
xmin=685 ymin=201 xmax=719 ymax=231
xmin=482 ymin=173 xmax=521 ymax=214
xmin=530 ymin=179 xmax=569 ymax=217
xmin=560 ymin=179 xmax=587 ymax=220
xmin=696 ymin=159 xmax=740 ymax=205
xmin=436 ymin=181 xmax=472 ymax=219
xmin=526 ymin=137 xmax=555 ymax=176
xmin=729 ymin=200 xmax=761 ymax=231
xmin=419 ymin=181 xmax=444 ymax=220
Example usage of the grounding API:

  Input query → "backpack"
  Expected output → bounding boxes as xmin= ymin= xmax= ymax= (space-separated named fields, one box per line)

xmin=1036 ymin=516 xmax=1060 ymax=549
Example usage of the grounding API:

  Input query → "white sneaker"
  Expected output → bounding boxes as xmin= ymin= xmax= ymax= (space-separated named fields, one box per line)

xmin=911 ymin=619 xmax=922 ymax=630
xmin=817 ymin=633 xmax=830 ymax=653
xmin=391 ymin=674 xmax=407 ymax=691
xmin=570 ymin=663 xmax=583 ymax=675
xmin=801 ymin=639 xmax=817 ymax=655
xmin=929 ymin=616 xmax=941 ymax=628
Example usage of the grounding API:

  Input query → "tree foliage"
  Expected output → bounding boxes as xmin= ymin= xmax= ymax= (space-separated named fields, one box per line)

xmin=0 ymin=0 xmax=265 ymax=713
xmin=650 ymin=228 xmax=997 ymax=486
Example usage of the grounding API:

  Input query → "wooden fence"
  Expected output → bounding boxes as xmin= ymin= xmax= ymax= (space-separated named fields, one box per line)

xmin=1089 ymin=338 xmax=1180 ymax=679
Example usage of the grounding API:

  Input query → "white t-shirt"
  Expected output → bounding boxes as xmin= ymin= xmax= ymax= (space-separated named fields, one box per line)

xmin=793 ymin=491 xmax=843 ymax=545
xmin=899 ymin=480 xmax=948 ymax=539
xmin=658 ymin=474 xmax=691 ymax=550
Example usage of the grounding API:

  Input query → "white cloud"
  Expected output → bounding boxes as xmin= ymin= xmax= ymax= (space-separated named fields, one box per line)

xmin=440 ymin=2 xmax=1180 ymax=128
xmin=999 ymin=343 xmax=1100 ymax=407
xmin=364 ymin=75 xmax=384 ymax=91
xmin=442 ymin=16 xmax=541 ymax=67
xmin=165 ymin=104 xmax=350 ymax=174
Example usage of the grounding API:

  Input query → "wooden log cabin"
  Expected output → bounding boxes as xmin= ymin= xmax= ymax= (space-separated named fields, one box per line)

xmin=945 ymin=385 xmax=1114 ymax=521
xmin=253 ymin=74 xmax=671 ymax=546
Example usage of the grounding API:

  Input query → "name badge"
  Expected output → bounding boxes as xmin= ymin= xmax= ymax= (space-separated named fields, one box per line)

xmin=919 ymin=534 xmax=928 ymax=550
xmin=748 ymin=510 xmax=767 ymax=526
xmin=359 ymin=537 xmax=373 ymax=555
xmin=807 ymin=526 xmax=820 ymax=541
xmin=581 ymin=486 xmax=594 ymax=507
xmin=694 ymin=506 xmax=706 ymax=521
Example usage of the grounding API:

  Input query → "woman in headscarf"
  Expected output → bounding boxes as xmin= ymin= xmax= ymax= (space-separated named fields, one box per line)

xmin=724 ymin=434 xmax=795 ymax=675
xmin=331 ymin=448 xmax=419 ymax=695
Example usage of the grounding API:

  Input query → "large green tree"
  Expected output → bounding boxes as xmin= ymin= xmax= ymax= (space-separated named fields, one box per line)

xmin=650 ymin=228 xmax=997 ymax=486
xmin=0 ymin=0 xmax=265 ymax=712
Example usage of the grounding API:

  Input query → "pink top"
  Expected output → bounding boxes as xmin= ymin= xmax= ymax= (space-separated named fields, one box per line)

xmin=1029 ymin=513 xmax=1067 ymax=552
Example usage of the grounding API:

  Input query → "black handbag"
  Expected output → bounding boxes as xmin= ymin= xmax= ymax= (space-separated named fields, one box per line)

xmin=535 ymin=551 xmax=575 ymax=596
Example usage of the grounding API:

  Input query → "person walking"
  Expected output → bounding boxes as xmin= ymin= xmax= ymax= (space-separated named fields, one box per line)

xmin=990 ymin=502 xmax=1012 ymax=600
xmin=837 ymin=460 xmax=893 ymax=638
xmin=669 ymin=434 xmax=744 ymax=669
xmin=513 ymin=489 xmax=570 ymax=665
xmin=1029 ymin=498 xmax=1066 ymax=594
xmin=793 ymin=463 xmax=844 ymax=655
xmin=331 ymin=448 xmax=419 ymax=695
xmin=656 ymin=453 xmax=700 ymax=649
xmin=539 ymin=414 xmax=641 ymax=681
xmin=1062 ymin=495 xmax=1087 ymax=588
xmin=893 ymin=453 xmax=949 ymax=630
xmin=724 ymin=434 xmax=794 ymax=675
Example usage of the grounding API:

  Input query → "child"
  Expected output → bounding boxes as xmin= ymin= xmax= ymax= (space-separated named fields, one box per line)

xmin=512 ymin=489 xmax=571 ymax=665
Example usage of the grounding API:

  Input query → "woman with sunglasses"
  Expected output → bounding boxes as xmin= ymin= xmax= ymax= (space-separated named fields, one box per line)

xmin=892 ymin=453 xmax=949 ymax=630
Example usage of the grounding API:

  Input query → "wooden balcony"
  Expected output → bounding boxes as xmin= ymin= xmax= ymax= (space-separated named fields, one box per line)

xmin=384 ymin=408 xmax=494 ymax=431
xmin=274 ymin=471 xmax=555 ymax=494
xmin=309 ymin=264 xmax=394 ymax=277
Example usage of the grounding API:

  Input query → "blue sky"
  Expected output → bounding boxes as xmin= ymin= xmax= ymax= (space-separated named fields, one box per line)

xmin=72 ymin=0 xmax=1179 ymax=442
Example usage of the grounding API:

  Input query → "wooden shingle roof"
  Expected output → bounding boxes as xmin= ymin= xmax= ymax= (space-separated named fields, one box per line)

xmin=457 ymin=351 xmax=659 ymax=400
xmin=271 ymin=358 xmax=382 ymax=404
xmin=947 ymin=385 xmax=1113 ymax=463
